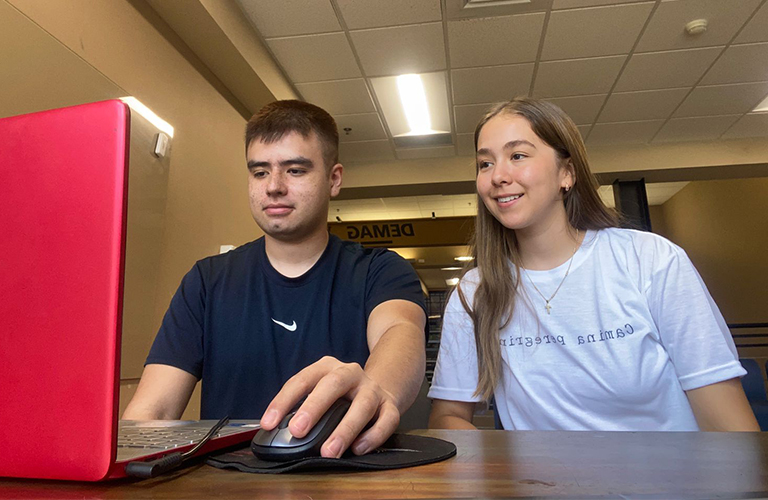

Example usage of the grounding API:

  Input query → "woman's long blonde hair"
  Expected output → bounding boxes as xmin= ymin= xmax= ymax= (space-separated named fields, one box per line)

xmin=459 ymin=97 xmax=618 ymax=400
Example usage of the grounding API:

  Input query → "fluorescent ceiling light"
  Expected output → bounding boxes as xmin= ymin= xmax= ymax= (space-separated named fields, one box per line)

xmin=445 ymin=277 xmax=460 ymax=286
xmin=441 ymin=266 xmax=462 ymax=271
xmin=397 ymin=74 xmax=432 ymax=135
xmin=753 ymin=94 xmax=768 ymax=113
xmin=120 ymin=97 xmax=174 ymax=137
xmin=371 ymin=72 xmax=451 ymax=141
xmin=454 ymin=256 xmax=474 ymax=262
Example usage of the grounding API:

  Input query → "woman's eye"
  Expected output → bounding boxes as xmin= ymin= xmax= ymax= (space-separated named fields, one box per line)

xmin=511 ymin=153 xmax=526 ymax=161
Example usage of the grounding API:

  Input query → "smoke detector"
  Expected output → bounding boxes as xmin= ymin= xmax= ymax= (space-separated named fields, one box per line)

xmin=684 ymin=19 xmax=708 ymax=36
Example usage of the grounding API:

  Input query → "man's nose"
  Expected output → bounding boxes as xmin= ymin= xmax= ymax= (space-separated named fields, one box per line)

xmin=267 ymin=171 xmax=287 ymax=195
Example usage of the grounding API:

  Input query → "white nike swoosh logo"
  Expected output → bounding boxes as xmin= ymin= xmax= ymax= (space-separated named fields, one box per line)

xmin=271 ymin=318 xmax=297 ymax=331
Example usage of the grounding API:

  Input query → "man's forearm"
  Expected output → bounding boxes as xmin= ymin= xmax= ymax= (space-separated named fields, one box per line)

xmin=364 ymin=323 xmax=426 ymax=414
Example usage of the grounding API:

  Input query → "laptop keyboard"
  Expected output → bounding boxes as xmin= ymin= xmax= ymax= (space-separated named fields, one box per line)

xmin=118 ymin=426 xmax=239 ymax=450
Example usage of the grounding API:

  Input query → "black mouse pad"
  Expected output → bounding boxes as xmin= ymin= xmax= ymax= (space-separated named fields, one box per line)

xmin=205 ymin=433 xmax=456 ymax=474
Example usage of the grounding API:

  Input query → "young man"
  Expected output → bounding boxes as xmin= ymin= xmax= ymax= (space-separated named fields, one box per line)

xmin=123 ymin=100 xmax=427 ymax=458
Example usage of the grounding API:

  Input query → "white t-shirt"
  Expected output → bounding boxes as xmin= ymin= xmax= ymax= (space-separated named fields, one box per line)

xmin=428 ymin=228 xmax=745 ymax=431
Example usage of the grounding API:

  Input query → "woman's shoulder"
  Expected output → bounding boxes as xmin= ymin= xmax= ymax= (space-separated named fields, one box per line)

xmin=594 ymin=227 xmax=688 ymax=265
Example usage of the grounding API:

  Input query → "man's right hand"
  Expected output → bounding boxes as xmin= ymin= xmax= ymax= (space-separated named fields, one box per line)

xmin=122 ymin=364 xmax=197 ymax=420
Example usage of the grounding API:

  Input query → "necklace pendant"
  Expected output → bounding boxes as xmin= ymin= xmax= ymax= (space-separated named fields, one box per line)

xmin=545 ymin=302 xmax=552 ymax=315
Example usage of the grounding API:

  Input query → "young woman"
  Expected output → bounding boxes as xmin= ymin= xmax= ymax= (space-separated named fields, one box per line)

xmin=427 ymin=98 xmax=758 ymax=431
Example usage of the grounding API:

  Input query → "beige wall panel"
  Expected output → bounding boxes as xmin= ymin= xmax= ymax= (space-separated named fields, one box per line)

xmin=659 ymin=177 xmax=768 ymax=324
xmin=8 ymin=0 xmax=269 ymax=394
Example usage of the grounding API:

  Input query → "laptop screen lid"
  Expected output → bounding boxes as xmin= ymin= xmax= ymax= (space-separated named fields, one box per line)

xmin=0 ymin=100 xmax=130 ymax=481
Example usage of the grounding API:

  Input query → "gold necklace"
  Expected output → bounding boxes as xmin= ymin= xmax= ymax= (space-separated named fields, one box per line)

xmin=521 ymin=230 xmax=579 ymax=315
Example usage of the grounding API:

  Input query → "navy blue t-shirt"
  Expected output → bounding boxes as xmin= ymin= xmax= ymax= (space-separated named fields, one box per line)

xmin=146 ymin=234 xmax=425 ymax=419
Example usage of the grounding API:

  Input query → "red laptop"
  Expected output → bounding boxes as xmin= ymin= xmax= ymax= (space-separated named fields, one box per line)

xmin=0 ymin=100 xmax=259 ymax=481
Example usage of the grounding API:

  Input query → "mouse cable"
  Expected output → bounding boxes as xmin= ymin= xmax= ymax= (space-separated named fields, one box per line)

xmin=125 ymin=415 xmax=230 ymax=479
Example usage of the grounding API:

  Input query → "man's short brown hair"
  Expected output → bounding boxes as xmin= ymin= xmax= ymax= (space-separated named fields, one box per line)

xmin=245 ymin=100 xmax=339 ymax=169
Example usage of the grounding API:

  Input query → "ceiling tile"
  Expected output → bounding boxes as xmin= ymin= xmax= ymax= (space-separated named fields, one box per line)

xmin=396 ymin=146 xmax=456 ymax=160
xmin=533 ymin=55 xmax=626 ymax=97
xmin=546 ymin=94 xmax=608 ymax=125
xmin=674 ymin=82 xmax=768 ymax=117
xmin=351 ymin=23 xmax=446 ymax=76
xmin=336 ymin=0 xmax=441 ymax=29
xmin=448 ymin=13 xmax=545 ymax=68
xmin=653 ymin=114 xmax=741 ymax=143
xmin=268 ymin=33 xmax=361 ymax=82
xmin=455 ymin=103 xmax=494 ymax=134
xmin=700 ymin=42 xmax=768 ymax=85
xmin=456 ymin=133 xmax=475 ymax=156
xmin=588 ymin=120 xmax=665 ymax=145
xmin=721 ymin=113 xmax=768 ymax=139
xmin=614 ymin=46 xmax=722 ymax=91
xmin=542 ymin=3 xmax=654 ymax=61
xmin=295 ymin=79 xmax=375 ymax=115
xmin=339 ymin=140 xmax=395 ymax=162
xmin=451 ymin=64 xmax=534 ymax=105
xmin=236 ymin=0 xmax=340 ymax=37
xmin=735 ymin=2 xmax=768 ymax=43
xmin=335 ymin=113 xmax=387 ymax=142
xmin=635 ymin=0 xmax=762 ymax=53
xmin=577 ymin=124 xmax=592 ymax=139
xmin=597 ymin=88 xmax=689 ymax=122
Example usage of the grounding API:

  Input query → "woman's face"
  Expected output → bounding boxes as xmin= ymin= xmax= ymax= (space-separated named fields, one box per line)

xmin=475 ymin=114 xmax=573 ymax=233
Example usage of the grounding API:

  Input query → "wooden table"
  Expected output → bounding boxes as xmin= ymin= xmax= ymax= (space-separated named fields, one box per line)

xmin=2 ymin=430 xmax=768 ymax=499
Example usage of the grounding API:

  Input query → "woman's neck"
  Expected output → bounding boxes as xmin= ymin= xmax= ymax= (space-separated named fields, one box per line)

xmin=515 ymin=215 xmax=583 ymax=271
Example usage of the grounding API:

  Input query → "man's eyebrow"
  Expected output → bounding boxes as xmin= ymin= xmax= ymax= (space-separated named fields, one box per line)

xmin=246 ymin=157 xmax=315 ymax=169
xmin=279 ymin=157 xmax=314 ymax=168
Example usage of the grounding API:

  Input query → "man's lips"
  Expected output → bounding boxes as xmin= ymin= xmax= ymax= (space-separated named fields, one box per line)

xmin=263 ymin=204 xmax=294 ymax=216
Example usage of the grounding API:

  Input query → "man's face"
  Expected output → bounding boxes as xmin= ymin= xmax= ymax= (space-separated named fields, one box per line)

xmin=246 ymin=131 xmax=342 ymax=242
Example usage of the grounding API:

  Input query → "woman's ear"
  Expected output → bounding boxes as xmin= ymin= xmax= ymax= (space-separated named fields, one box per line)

xmin=561 ymin=159 xmax=575 ymax=192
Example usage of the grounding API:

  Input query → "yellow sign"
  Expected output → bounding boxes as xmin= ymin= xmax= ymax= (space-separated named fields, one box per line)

xmin=329 ymin=217 xmax=473 ymax=247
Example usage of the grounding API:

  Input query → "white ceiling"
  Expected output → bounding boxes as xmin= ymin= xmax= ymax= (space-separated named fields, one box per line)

xmin=237 ymin=0 xmax=768 ymax=164
xmin=328 ymin=181 xmax=689 ymax=222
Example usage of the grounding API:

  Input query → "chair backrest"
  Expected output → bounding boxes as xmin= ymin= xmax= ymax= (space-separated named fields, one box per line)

xmin=740 ymin=358 xmax=767 ymax=402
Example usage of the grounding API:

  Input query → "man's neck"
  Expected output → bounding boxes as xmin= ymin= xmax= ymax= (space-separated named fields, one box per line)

xmin=515 ymin=211 xmax=582 ymax=271
xmin=264 ymin=229 xmax=330 ymax=278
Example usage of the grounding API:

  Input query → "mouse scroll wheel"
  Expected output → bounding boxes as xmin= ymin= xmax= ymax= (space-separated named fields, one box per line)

xmin=279 ymin=412 xmax=296 ymax=430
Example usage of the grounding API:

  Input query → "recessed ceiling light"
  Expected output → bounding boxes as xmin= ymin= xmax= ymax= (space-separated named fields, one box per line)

xmin=454 ymin=256 xmax=474 ymax=262
xmin=753 ymin=94 xmax=768 ymax=113
xmin=371 ymin=72 xmax=451 ymax=145
xmin=441 ymin=266 xmax=462 ymax=271
xmin=119 ymin=97 xmax=174 ymax=137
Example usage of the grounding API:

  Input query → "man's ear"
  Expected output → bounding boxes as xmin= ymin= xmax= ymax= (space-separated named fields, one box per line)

xmin=329 ymin=163 xmax=343 ymax=198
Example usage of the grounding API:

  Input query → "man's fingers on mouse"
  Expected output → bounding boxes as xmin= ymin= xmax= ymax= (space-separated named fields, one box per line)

xmin=351 ymin=401 xmax=400 ymax=456
xmin=320 ymin=390 xmax=381 ymax=458
xmin=262 ymin=357 xmax=347 ymax=430
xmin=288 ymin=364 xmax=363 ymax=437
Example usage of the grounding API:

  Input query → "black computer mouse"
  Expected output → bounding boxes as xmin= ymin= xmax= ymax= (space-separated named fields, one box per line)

xmin=251 ymin=398 xmax=351 ymax=461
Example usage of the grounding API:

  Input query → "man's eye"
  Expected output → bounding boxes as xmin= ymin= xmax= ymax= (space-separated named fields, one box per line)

xmin=288 ymin=168 xmax=306 ymax=175
xmin=511 ymin=153 xmax=526 ymax=161
xmin=477 ymin=161 xmax=493 ymax=169
xmin=252 ymin=170 xmax=267 ymax=178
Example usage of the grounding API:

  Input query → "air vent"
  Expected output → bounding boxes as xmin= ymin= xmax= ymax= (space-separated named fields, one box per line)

xmin=393 ymin=133 xmax=453 ymax=149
